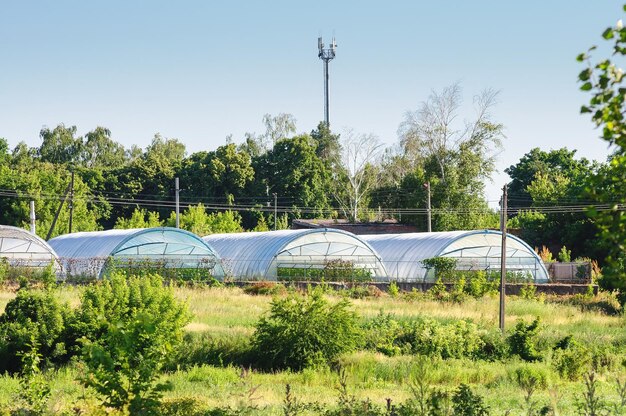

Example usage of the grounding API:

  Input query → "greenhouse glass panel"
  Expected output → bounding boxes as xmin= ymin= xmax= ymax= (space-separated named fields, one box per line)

xmin=49 ymin=227 xmax=225 ymax=279
xmin=203 ymin=229 xmax=388 ymax=281
xmin=363 ymin=230 xmax=549 ymax=282
xmin=0 ymin=225 xmax=61 ymax=271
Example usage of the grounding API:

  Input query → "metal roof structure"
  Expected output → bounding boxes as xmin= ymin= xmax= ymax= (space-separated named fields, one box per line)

xmin=0 ymin=225 xmax=61 ymax=270
xmin=363 ymin=230 xmax=549 ymax=282
xmin=49 ymin=227 xmax=225 ymax=278
xmin=203 ymin=229 xmax=388 ymax=280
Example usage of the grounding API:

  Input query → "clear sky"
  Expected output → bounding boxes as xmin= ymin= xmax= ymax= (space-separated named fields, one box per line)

xmin=0 ymin=1 xmax=622 ymax=206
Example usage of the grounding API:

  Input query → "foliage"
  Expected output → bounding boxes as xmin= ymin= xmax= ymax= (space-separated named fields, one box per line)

xmin=553 ymin=336 xmax=592 ymax=381
xmin=558 ymin=246 xmax=572 ymax=263
xmin=388 ymin=281 xmax=400 ymax=298
xmin=578 ymin=6 xmax=626 ymax=305
xmin=277 ymin=260 xmax=373 ymax=283
xmin=508 ymin=318 xmax=542 ymax=362
xmin=451 ymin=384 xmax=490 ymax=416
xmin=536 ymin=246 xmax=554 ymax=263
xmin=165 ymin=204 xmax=243 ymax=235
xmin=78 ymin=272 xmax=189 ymax=414
xmin=251 ymin=290 xmax=361 ymax=370
xmin=12 ymin=338 xmax=52 ymax=416
xmin=519 ymin=284 xmax=538 ymax=300
xmin=0 ymin=289 xmax=71 ymax=373
xmin=242 ymin=281 xmax=288 ymax=296
xmin=422 ymin=257 xmax=458 ymax=281
xmin=114 ymin=207 xmax=163 ymax=229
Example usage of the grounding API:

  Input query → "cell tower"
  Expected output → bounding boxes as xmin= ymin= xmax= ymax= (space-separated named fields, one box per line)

xmin=318 ymin=37 xmax=337 ymax=126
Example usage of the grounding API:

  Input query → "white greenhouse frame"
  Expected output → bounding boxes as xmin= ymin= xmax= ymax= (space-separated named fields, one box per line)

xmin=203 ymin=229 xmax=388 ymax=281
xmin=363 ymin=230 xmax=549 ymax=282
xmin=49 ymin=227 xmax=225 ymax=278
xmin=0 ymin=225 xmax=61 ymax=271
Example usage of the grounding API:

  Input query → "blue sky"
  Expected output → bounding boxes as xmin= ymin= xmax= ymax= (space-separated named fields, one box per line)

xmin=0 ymin=1 xmax=622 ymax=205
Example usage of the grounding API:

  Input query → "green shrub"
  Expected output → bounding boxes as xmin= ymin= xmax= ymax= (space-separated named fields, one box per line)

xmin=422 ymin=257 xmax=458 ymax=282
xmin=508 ymin=318 xmax=542 ymax=362
xmin=553 ymin=336 xmax=591 ymax=381
xmin=514 ymin=365 xmax=548 ymax=394
xmin=242 ymin=281 xmax=287 ymax=296
xmin=519 ymin=283 xmax=537 ymax=300
xmin=452 ymin=384 xmax=490 ymax=416
xmin=79 ymin=272 xmax=190 ymax=414
xmin=466 ymin=270 xmax=498 ymax=298
xmin=362 ymin=312 xmax=403 ymax=356
xmin=0 ymin=258 xmax=8 ymax=286
xmin=251 ymin=289 xmax=361 ymax=370
xmin=398 ymin=318 xmax=485 ymax=359
xmin=388 ymin=281 xmax=400 ymax=297
xmin=0 ymin=289 xmax=71 ymax=373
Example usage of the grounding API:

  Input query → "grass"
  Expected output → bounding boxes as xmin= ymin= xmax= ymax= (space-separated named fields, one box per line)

xmin=0 ymin=283 xmax=624 ymax=414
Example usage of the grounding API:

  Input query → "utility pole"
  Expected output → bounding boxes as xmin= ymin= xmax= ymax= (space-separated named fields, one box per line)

xmin=175 ymin=177 xmax=180 ymax=228
xmin=29 ymin=201 xmax=36 ymax=234
xmin=499 ymin=184 xmax=508 ymax=333
xmin=425 ymin=182 xmax=432 ymax=232
xmin=318 ymin=37 xmax=337 ymax=126
xmin=273 ymin=193 xmax=277 ymax=231
xmin=68 ymin=171 xmax=75 ymax=233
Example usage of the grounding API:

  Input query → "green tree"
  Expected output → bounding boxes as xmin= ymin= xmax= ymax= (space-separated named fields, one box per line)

xmin=37 ymin=124 xmax=83 ymax=165
xmin=79 ymin=273 xmax=189 ymax=414
xmin=80 ymin=126 xmax=127 ymax=169
xmin=114 ymin=207 xmax=163 ymax=229
xmin=578 ymin=6 xmax=626 ymax=303
xmin=164 ymin=203 xmax=243 ymax=235
xmin=257 ymin=135 xmax=332 ymax=218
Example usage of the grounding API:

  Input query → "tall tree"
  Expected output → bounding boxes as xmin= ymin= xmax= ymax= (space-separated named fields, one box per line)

xmin=81 ymin=127 xmax=127 ymax=169
xmin=578 ymin=8 xmax=626 ymax=302
xmin=38 ymin=124 xmax=83 ymax=165
xmin=335 ymin=130 xmax=383 ymax=222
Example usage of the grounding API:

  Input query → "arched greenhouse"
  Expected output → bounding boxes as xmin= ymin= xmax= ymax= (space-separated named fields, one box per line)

xmin=49 ymin=227 xmax=225 ymax=279
xmin=203 ymin=229 xmax=388 ymax=281
xmin=363 ymin=230 xmax=549 ymax=282
xmin=0 ymin=225 xmax=61 ymax=271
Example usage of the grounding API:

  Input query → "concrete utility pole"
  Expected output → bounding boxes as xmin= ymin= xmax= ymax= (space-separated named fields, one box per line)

xmin=29 ymin=201 xmax=36 ymax=234
xmin=68 ymin=171 xmax=75 ymax=233
xmin=318 ymin=37 xmax=337 ymax=126
xmin=425 ymin=182 xmax=432 ymax=232
xmin=175 ymin=177 xmax=180 ymax=228
xmin=273 ymin=193 xmax=277 ymax=231
xmin=499 ymin=184 xmax=508 ymax=333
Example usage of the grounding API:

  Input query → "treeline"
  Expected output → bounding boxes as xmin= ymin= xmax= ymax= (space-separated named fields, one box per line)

xmin=0 ymin=85 xmax=619 ymax=264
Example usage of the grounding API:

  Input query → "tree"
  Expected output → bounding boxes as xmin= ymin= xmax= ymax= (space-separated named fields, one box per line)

xmin=398 ymin=83 xmax=503 ymax=184
xmin=385 ymin=84 xmax=504 ymax=231
xmin=578 ymin=6 xmax=626 ymax=303
xmin=164 ymin=203 xmax=243 ymax=235
xmin=257 ymin=135 xmax=332 ymax=218
xmin=262 ymin=113 xmax=297 ymax=149
xmin=80 ymin=127 xmax=127 ymax=169
xmin=38 ymin=124 xmax=83 ymax=165
xmin=114 ymin=208 xmax=163 ymax=229
xmin=79 ymin=273 xmax=189 ymax=414
xmin=310 ymin=121 xmax=341 ymax=162
xmin=335 ymin=130 xmax=383 ymax=222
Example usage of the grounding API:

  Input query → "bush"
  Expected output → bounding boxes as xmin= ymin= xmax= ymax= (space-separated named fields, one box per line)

xmin=362 ymin=312 xmax=403 ymax=356
xmin=242 ymin=281 xmax=287 ymax=296
xmin=79 ymin=272 xmax=190 ymax=414
xmin=0 ymin=289 xmax=71 ymax=373
xmin=507 ymin=318 xmax=542 ymax=362
xmin=452 ymin=384 xmax=490 ymax=416
xmin=552 ymin=336 xmax=591 ymax=381
xmin=251 ymin=289 xmax=361 ymax=370
xmin=398 ymin=318 xmax=485 ymax=359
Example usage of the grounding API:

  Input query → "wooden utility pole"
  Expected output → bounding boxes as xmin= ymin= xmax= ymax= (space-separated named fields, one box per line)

xmin=499 ymin=184 xmax=508 ymax=333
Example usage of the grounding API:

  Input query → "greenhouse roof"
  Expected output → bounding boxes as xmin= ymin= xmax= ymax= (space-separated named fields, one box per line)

xmin=0 ymin=225 xmax=61 ymax=268
xmin=363 ymin=230 xmax=549 ymax=282
xmin=49 ymin=227 xmax=225 ymax=277
xmin=203 ymin=228 xmax=388 ymax=280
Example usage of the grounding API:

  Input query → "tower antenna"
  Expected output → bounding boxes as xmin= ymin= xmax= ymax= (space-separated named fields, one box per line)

xmin=318 ymin=36 xmax=337 ymax=126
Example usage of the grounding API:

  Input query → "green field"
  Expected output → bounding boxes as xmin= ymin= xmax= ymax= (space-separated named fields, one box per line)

xmin=0 ymin=284 xmax=625 ymax=415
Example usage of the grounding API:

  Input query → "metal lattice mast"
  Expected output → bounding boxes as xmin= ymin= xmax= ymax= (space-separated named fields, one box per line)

xmin=318 ymin=37 xmax=337 ymax=126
